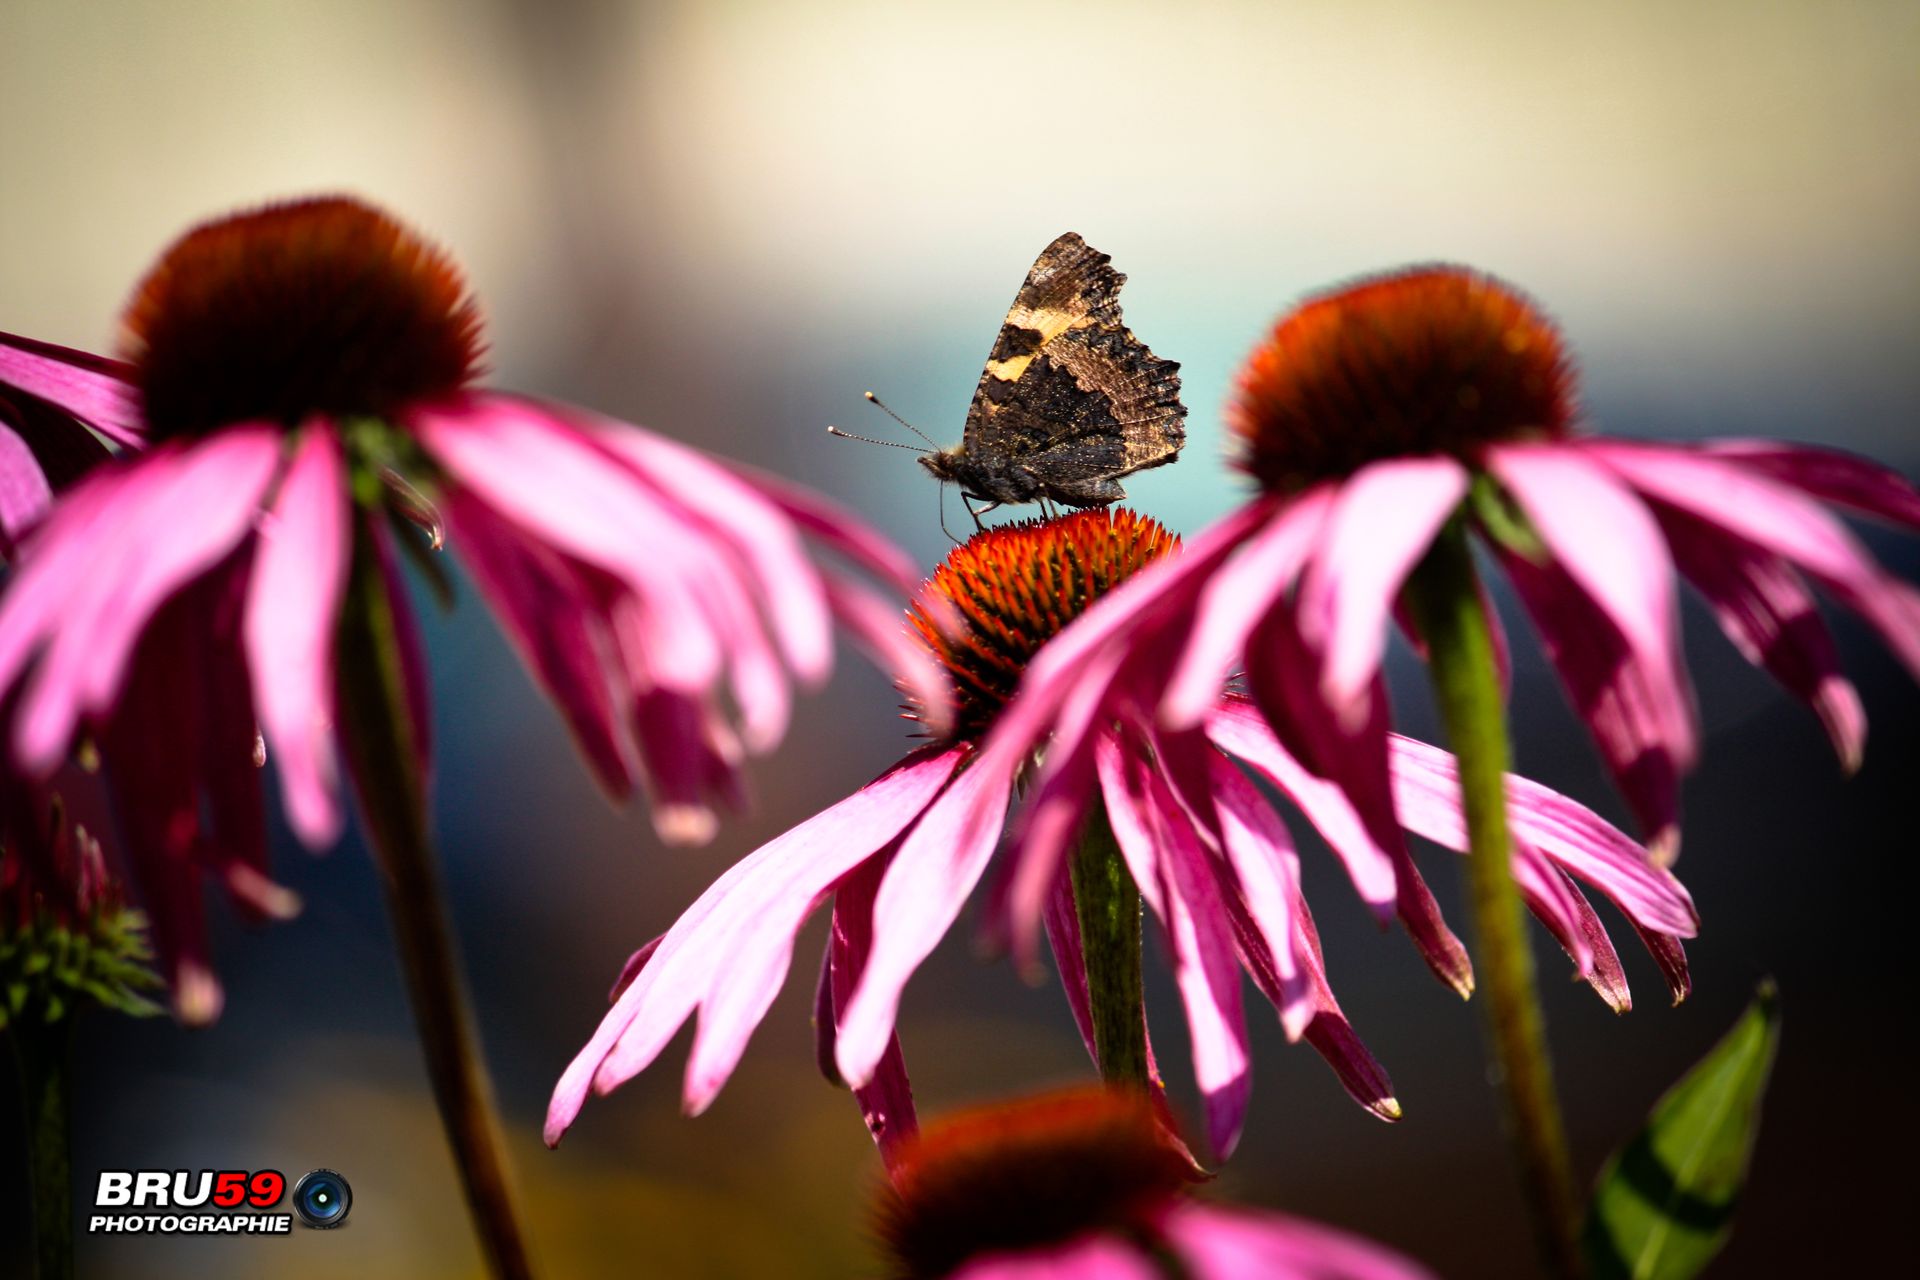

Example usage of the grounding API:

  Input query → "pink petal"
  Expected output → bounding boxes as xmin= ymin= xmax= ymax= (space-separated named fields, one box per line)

xmin=950 ymin=1236 xmax=1161 ymax=1280
xmin=1495 ymin=542 xmax=1684 ymax=858
xmin=414 ymin=398 xmax=727 ymax=693
xmin=824 ymin=855 xmax=918 ymax=1169
xmin=1661 ymin=508 xmax=1865 ymax=770
xmin=1200 ymin=748 xmax=1310 ymax=1038
xmin=1162 ymin=487 xmax=1335 ymax=727
xmin=546 ymin=747 xmax=961 ymax=1144
xmin=627 ymin=687 xmax=742 ymax=847
xmin=0 ymin=422 xmax=52 ymax=551
xmin=1491 ymin=444 xmax=1697 ymax=773
xmin=1702 ymin=439 xmax=1920 ymax=530
xmin=1525 ymin=860 xmax=1633 ymax=1014
xmin=443 ymin=488 xmax=634 ymax=796
xmin=1203 ymin=697 xmax=1398 ymax=914
xmin=738 ymin=464 xmax=922 ymax=595
xmin=1162 ymin=1203 xmax=1437 ymax=1280
xmin=10 ymin=428 xmax=281 ymax=772
xmin=579 ymin=406 xmax=836 ymax=681
xmin=1632 ymin=925 xmax=1692 ymax=1005
xmin=1297 ymin=458 xmax=1469 ymax=723
xmin=1387 ymin=734 xmax=1698 ymax=938
xmin=1273 ymin=879 xmax=1399 ymax=1121
xmin=1589 ymin=438 xmax=1920 ymax=686
xmin=993 ymin=646 xmax=1129 ymax=975
xmin=836 ymin=750 xmax=1017 ymax=1087
xmin=243 ymin=426 xmax=350 ymax=848
xmin=0 ymin=329 xmax=142 ymax=446
xmin=1098 ymin=738 xmax=1251 ymax=1159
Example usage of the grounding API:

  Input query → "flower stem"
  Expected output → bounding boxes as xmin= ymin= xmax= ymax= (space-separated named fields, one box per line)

xmin=1406 ymin=520 xmax=1583 ymax=1279
xmin=1071 ymin=799 xmax=1149 ymax=1088
xmin=11 ymin=1015 xmax=74 ymax=1279
xmin=335 ymin=509 xmax=535 ymax=1280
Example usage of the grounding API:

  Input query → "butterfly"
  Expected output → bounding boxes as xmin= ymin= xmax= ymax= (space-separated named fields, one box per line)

xmin=837 ymin=233 xmax=1187 ymax=532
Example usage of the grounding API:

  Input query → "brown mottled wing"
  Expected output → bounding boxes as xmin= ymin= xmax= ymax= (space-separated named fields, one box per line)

xmin=961 ymin=233 xmax=1186 ymax=506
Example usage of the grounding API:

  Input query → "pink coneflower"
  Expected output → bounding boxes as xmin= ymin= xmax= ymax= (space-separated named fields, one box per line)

xmin=871 ymin=1087 xmax=1433 ymax=1280
xmin=546 ymin=509 xmax=1693 ymax=1160
xmin=0 ymin=329 xmax=141 ymax=556
xmin=0 ymin=196 xmax=945 ymax=1022
xmin=1143 ymin=267 xmax=1918 ymax=860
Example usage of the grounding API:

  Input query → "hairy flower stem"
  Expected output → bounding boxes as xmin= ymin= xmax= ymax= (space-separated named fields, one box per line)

xmin=12 ymin=1016 xmax=74 ymax=1279
xmin=1406 ymin=520 xmax=1583 ymax=1280
xmin=335 ymin=507 xmax=535 ymax=1280
xmin=1070 ymin=800 xmax=1150 ymax=1089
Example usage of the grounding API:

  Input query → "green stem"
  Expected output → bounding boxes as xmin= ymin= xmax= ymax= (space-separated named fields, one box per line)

xmin=12 ymin=1016 xmax=74 ymax=1280
xmin=335 ymin=509 xmax=535 ymax=1280
xmin=1070 ymin=799 xmax=1149 ymax=1088
xmin=1406 ymin=520 xmax=1583 ymax=1280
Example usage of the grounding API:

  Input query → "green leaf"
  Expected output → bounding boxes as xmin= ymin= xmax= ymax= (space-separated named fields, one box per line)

xmin=1583 ymin=981 xmax=1781 ymax=1280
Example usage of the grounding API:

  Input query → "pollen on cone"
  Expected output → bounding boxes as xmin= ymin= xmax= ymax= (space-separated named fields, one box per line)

xmin=908 ymin=508 xmax=1178 ymax=740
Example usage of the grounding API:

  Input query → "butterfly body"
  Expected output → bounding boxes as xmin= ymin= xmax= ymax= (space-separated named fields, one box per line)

xmin=924 ymin=233 xmax=1186 ymax=518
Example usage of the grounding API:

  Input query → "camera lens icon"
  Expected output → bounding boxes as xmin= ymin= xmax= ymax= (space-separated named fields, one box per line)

xmin=291 ymin=1169 xmax=353 ymax=1229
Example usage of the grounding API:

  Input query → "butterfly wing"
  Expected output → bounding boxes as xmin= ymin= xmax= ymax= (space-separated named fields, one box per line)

xmin=960 ymin=233 xmax=1186 ymax=506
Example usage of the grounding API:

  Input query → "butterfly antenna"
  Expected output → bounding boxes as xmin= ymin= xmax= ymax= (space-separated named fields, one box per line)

xmin=864 ymin=391 xmax=941 ymax=449
xmin=825 ymin=426 xmax=922 ymax=449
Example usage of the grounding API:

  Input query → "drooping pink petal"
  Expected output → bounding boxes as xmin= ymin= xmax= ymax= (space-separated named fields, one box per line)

xmin=0 ymin=329 xmax=143 ymax=446
xmin=1198 ymin=748 xmax=1310 ymax=1038
xmin=1387 ymin=734 xmax=1698 ymax=938
xmin=1495 ymin=542 xmax=1684 ymax=859
xmin=1211 ymin=657 xmax=1397 ymax=911
xmin=994 ymin=646 xmax=1129 ymax=974
xmin=1098 ymin=738 xmax=1251 ymax=1159
xmin=546 ymin=747 xmax=961 ymax=1144
xmin=625 ymin=686 xmax=743 ymax=847
xmin=1297 ymin=457 xmax=1469 ymax=723
xmin=414 ymin=398 xmax=727 ymax=693
xmin=824 ymin=855 xmax=918 ymax=1170
xmin=1213 ymin=690 xmax=1466 ymax=997
xmin=577 ymin=406 xmax=836 ymax=681
xmin=836 ymin=750 xmax=1018 ymax=1088
xmin=1631 ymin=924 xmax=1691 ymax=1005
xmin=442 ymin=488 xmax=634 ymax=797
xmin=1660 ymin=505 xmax=1865 ymax=770
xmin=1160 ymin=1203 xmax=1438 ymax=1280
xmin=243 ymin=425 xmax=350 ymax=848
xmin=949 ymin=1235 xmax=1162 ymax=1280
xmin=1588 ymin=438 xmax=1920 ymax=686
xmin=1162 ymin=488 xmax=1334 ymax=727
xmin=1526 ymin=861 xmax=1632 ymax=1014
xmin=1508 ymin=840 xmax=1597 ymax=979
xmin=10 ymin=427 xmax=281 ymax=773
xmin=1491 ymin=443 xmax=1698 ymax=777
xmin=102 ymin=581 xmax=228 ymax=1024
xmin=739 ymin=463 xmax=923 ymax=596
xmin=1701 ymin=439 xmax=1920 ymax=530
xmin=0 ymin=422 xmax=52 ymax=552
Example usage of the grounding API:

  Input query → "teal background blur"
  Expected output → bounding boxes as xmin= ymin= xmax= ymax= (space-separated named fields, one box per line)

xmin=2 ymin=2 xmax=1917 ymax=1275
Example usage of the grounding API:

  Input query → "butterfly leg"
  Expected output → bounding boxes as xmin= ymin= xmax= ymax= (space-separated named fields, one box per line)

xmin=961 ymin=493 xmax=999 ymax=532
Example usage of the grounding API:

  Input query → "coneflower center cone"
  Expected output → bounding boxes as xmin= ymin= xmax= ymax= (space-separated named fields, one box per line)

xmin=908 ymin=509 xmax=1178 ymax=742
xmin=1232 ymin=266 xmax=1575 ymax=492
xmin=873 ymin=1088 xmax=1190 ymax=1278
xmin=121 ymin=196 xmax=483 ymax=440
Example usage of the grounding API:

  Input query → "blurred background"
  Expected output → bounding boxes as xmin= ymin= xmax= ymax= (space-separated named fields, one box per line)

xmin=2 ymin=1 xmax=1916 ymax=1275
